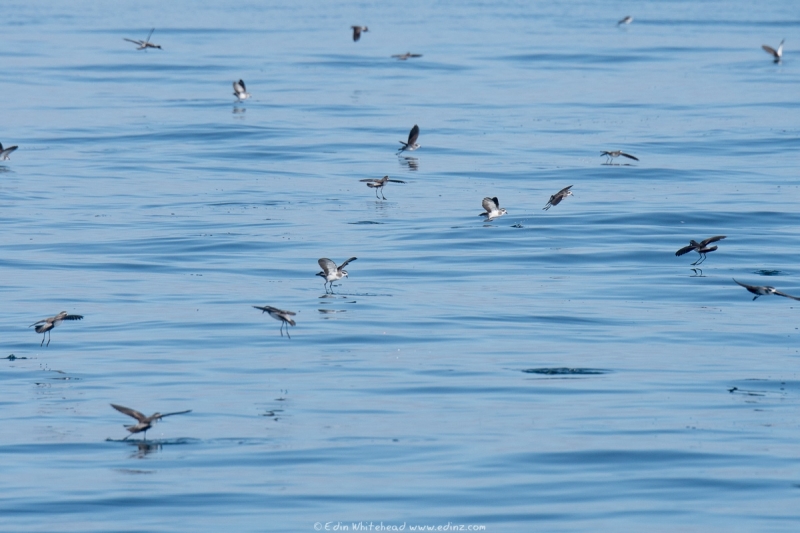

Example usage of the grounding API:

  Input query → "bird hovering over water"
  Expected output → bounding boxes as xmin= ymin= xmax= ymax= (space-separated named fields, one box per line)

xmin=233 ymin=79 xmax=250 ymax=101
xmin=675 ymin=235 xmax=726 ymax=265
xmin=762 ymin=39 xmax=784 ymax=62
xmin=618 ymin=16 xmax=633 ymax=25
xmin=253 ymin=305 xmax=296 ymax=338
xmin=351 ymin=26 xmax=368 ymax=41
xmin=123 ymin=28 xmax=162 ymax=50
xmin=317 ymin=257 xmax=357 ymax=293
xmin=392 ymin=52 xmax=423 ymax=61
xmin=733 ymin=279 xmax=800 ymax=301
xmin=360 ymin=176 xmax=406 ymax=200
xmin=479 ymin=197 xmax=507 ymax=221
xmin=111 ymin=404 xmax=191 ymax=441
xmin=601 ymin=150 xmax=639 ymax=164
xmin=398 ymin=125 xmax=420 ymax=153
xmin=29 ymin=311 xmax=83 ymax=347
xmin=0 ymin=143 xmax=18 ymax=161
xmin=543 ymin=185 xmax=574 ymax=210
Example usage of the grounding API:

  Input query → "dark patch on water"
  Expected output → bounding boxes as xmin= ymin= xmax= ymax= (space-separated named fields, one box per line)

xmin=756 ymin=270 xmax=782 ymax=276
xmin=348 ymin=221 xmax=385 ymax=225
xmin=522 ymin=367 xmax=608 ymax=375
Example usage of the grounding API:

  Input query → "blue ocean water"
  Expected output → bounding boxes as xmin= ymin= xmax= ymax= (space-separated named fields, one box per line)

xmin=2 ymin=0 xmax=800 ymax=531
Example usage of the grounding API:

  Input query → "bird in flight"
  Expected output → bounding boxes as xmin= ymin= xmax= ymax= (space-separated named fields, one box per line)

xmin=618 ymin=16 xmax=633 ymax=25
xmin=29 ymin=311 xmax=83 ymax=347
xmin=398 ymin=125 xmax=420 ymax=153
xmin=543 ymin=185 xmax=574 ymax=210
xmin=675 ymin=236 xmax=726 ymax=265
xmin=317 ymin=257 xmax=357 ymax=293
xmin=392 ymin=52 xmax=423 ymax=61
xmin=360 ymin=176 xmax=406 ymax=200
xmin=124 ymin=28 xmax=162 ymax=50
xmin=351 ymin=26 xmax=368 ymax=42
xmin=601 ymin=150 xmax=639 ymax=164
xmin=479 ymin=197 xmax=507 ymax=221
xmin=733 ymin=279 xmax=800 ymax=301
xmin=111 ymin=404 xmax=191 ymax=441
xmin=0 ymin=143 xmax=18 ymax=161
xmin=253 ymin=306 xmax=296 ymax=338
xmin=762 ymin=39 xmax=784 ymax=62
xmin=233 ymin=79 xmax=250 ymax=101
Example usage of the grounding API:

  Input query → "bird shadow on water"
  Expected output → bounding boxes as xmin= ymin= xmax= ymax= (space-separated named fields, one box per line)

xmin=106 ymin=437 xmax=197 ymax=446
xmin=521 ymin=367 xmax=610 ymax=376
xmin=318 ymin=292 xmax=391 ymax=298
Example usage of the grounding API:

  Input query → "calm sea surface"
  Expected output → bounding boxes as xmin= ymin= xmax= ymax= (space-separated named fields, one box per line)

xmin=2 ymin=0 xmax=800 ymax=531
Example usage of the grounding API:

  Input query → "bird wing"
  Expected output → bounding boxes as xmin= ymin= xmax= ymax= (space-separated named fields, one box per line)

xmin=124 ymin=38 xmax=143 ymax=45
xmin=28 ymin=318 xmax=48 ymax=327
xmin=386 ymin=179 xmax=406 ymax=183
xmin=407 ymin=125 xmax=419 ymax=146
xmin=1 ymin=146 xmax=18 ymax=156
xmin=279 ymin=309 xmax=297 ymax=316
xmin=158 ymin=409 xmax=192 ymax=419
xmin=482 ymin=197 xmax=498 ymax=212
xmin=360 ymin=178 xmax=379 ymax=183
xmin=762 ymin=45 xmax=777 ymax=56
xmin=558 ymin=185 xmax=573 ymax=195
xmin=675 ymin=244 xmax=697 ymax=256
xmin=62 ymin=315 xmax=84 ymax=321
xmin=111 ymin=404 xmax=147 ymax=422
xmin=732 ymin=279 xmax=756 ymax=291
xmin=409 ymin=54 xmax=422 ymax=58
xmin=338 ymin=257 xmax=358 ymax=270
xmin=352 ymin=27 xmax=361 ymax=41
xmin=146 ymin=28 xmax=156 ymax=43
xmin=620 ymin=152 xmax=639 ymax=161
xmin=774 ymin=290 xmax=800 ymax=301
xmin=318 ymin=258 xmax=337 ymax=275
xmin=700 ymin=235 xmax=726 ymax=246
xmin=253 ymin=305 xmax=272 ymax=313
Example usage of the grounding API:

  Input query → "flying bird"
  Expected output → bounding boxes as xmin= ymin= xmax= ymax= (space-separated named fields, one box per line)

xmin=618 ymin=16 xmax=633 ymax=25
xmin=391 ymin=52 xmax=423 ymax=61
xmin=351 ymin=26 xmax=368 ymax=42
xmin=29 ymin=311 xmax=83 ymax=347
xmin=543 ymin=185 xmax=574 ymax=210
xmin=733 ymin=279 xmax=800 ymax=301
xmin=360 ymin=176 xmax=406 ymax=200
xmin=398 ymin=125 xmax=420 ymax=152
xmin=111 ymin=404 xmax=191 ymax=441
xmin=601 ymin=150 xmax=639 ymax=164
xmin=479 ymin=197 xmax=507 ymax=221
xmin=0 ymin=143 xmax=18 ymax=161
xmin=762 ymin=39 xmax=784 ymax=62
xmin=253 ymin=305 xmax=296 ymax=338
xmin=233 ymin=79 xmax=250 ymax=101
xmin=675 ymin=236 xmax=726 ymax=265
xmin=317 ymin=257 xmax=357 ymax=293
xmin=123 ymin=28 xmax=162 ymax=50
